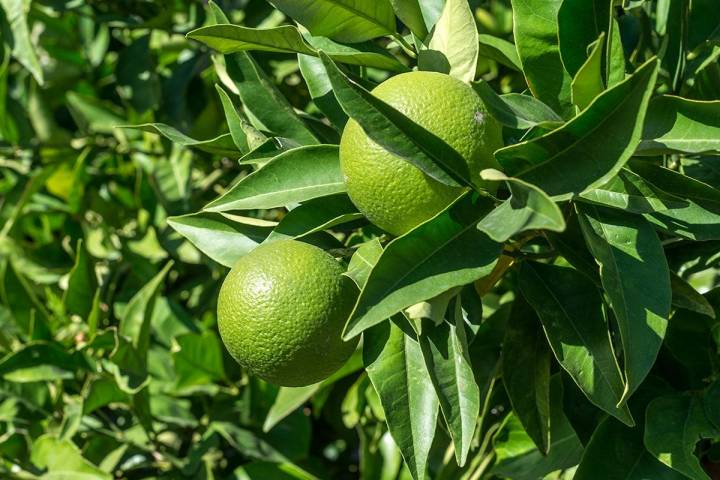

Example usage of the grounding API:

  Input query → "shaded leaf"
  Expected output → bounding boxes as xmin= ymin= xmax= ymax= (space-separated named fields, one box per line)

xmin=63 ymin=239 xmax=97 ymax=318
xmin=519 ymin=261 xmax=633 ymax=424
xmin=364 ymin=319 xmax=439 ymax=480
xmin=472 ymin=81 xmax=563 ymax=130
xmin=477 ymin=169 xmax=566 ymax=242
xmin=119 ymin=123 xmax=239 ymax=156
xmin=477 ymin=34 xmax=522 ymax=71
xmin=344 ymin=194 xmax=500 ymax=339
xmin=496 ymin=58 xmax=659 ymax=199
xmin=265 ymin=194 xmax=363 ymax=242
xmin=577 ymin=204 xmax=671 ymax=404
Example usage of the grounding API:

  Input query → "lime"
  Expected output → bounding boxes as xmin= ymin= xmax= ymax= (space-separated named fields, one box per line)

xmin=340 ymin=71 xmax=503 ymax=236
xmin=217 ymin=240 xmax=358 ymax=387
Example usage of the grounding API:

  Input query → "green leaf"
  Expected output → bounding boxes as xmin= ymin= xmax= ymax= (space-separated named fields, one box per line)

xmin=518 ymin=261 xmax=633 ymax=425
xmin=578 ymin=168 xmax=687 ymax=214
xmin=298 ymin=54 xmax=348 ymax=130
xmin=638 ymin=96 xmax=720 ymax=155
xmin=320 ymin=52 xmax=472 ymax=188
xmin=557 ymin=0 xmax=612 ymax=78
xmin=492 ymin=376 xmax=584 ymax=480
xmin=418 ymin=0 xmax=478 ymax=83
xmin=267 ymin=0 xmax=396 ymax=43
xmin=0 ymin=343 xmax=91 ymax=382
xmin=477 ymin=169 xmax=566 ymax=242
xmin=215 ymin=84 xmax=267 ymax=153
xmin=119 ymin=262 xmax=173 ymax=355
xmin=0 ymin=0 xmax=43 ymax=85
xmin=187 ymin=24 xmax=316 ymax=55
xmin=343 ymin=194 xmax=501 ymax=339
xmin=510 ymin=0 xmax=572 ymax=114
xmin=344 ymin=238 xmax=384 ymax=290
xmin=224 ymin=52 xmax=319 ymax=145
xmin=575 ymin=417 xmax=685 ymax=480
xmin=631 ymin=161 xmax=720 ymax=241
xmin=173 ymin=331 xmax=226 ymax=391
xmin=659 ymin=0 xmax=688 ymax=92
xmin=204 ymin=145 xmax=345 ymax=212
xmin=644 ymin=394 xmax=719 ymax=480
xmin=168 ymin=212 xmax=273 ymax=267
xmin=364 ymin=319 xmax=439 ymax=480
xmin=571 ymin=33 xmax=606 ymax=112
xmin=265 ymin=194 xmax=363 ymax=242
xmin=63 ymin=239 xmax=97 ymax=318
xmin=189 ymin=25 xmax=407 ymax=73
xmin=670 ymin=273 xmax=716 ymax=318
xmin=390 ymin=0 xmax=428 ymax=39
xmin=577 ymin=204 xmax=671 ymax=405
xmin=304 ymin=34 xmax=409 ymax=73
xmin=31 ymin=434 xmax=111 ymax=480
xmin=119 ymin=123 xmax=239 ymax=156
xmin=501 ymin=298 xmax=551 ymax=454
xmin=495 ymin=58 xmax=659 ymax=199
xmin=417 ymin=299 xmax=479 ymax=466
xmin=472 ymin=81 xmax=563 ymax=130
xmin=0 ymin=259 xmax=50 ymax=336
xmin=477 ymin=34 xmax=522 ymax=71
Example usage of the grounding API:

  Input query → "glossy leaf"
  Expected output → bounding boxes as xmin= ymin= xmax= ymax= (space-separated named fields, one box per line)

xmin=644 ymin=394 xmax=719 ymax=480
xmin=304 ymin=34 xmax=409 ymax=73
xmin=187 ymin=24 xmax=316 ymax=55
xmin=168 ymin=212 xmax=273 ymax=267
xmin=344 ymin=194 xmax=501 ymax=339
xmin=472 ymin=82 xmax=563 ymax=130
xmin=477 ymin=169 xmax=566 ymax=242
xmin=501 ymin=298 xmax=551 ymax=454
xmin=575 ymin=417 xmax=685 ymax=480
xmin=519 ymin=261 xmax=633 ymax=424
xmin=344 ymin=238 xmax=384 ymax=290
xmin=418 ymin=299 xmax=479 ymax=466
xmin=390 ymin=0 xmax=428 ymax=39
xmin=267 ymin=0 xmax=396 ymax=43
xmin=477 ymin=34 xmax=522 ymax=71
xmin=204 ymin=145 xmax=345 ymax=212
xmin=418 ymin=0 xmax=478 ymax=83
xmin=492 ymin=376 xmax=583 ymax=480
xmin=510 ymin=0 xmax=572 ymax=114
xmin=578 ymin=168 xmax=687 ymax=214
xmin=577 ymin=204 xmax=671 ymax=404
xmin=364 ymin=319 xmax=439 ymax=480
xmin=224 ymin=52 xmax=319 ymax=145
xmin=631 ymin=161 xmax=720 ymax=241
xmin=298 ymin=54 xmax=349 ymax=130
xmin=320 ymin=52 xmax=472 ymax=188
xmin=496 ymin=58 xmax=659 ymax=199
xmin=119 ymin=123 xmax=239 ymax=156
xmin=215 ymin=84 xmax=267 ymax=153
xmin=63 ymin=239 xmax=97 ymax=318
xmin=670 ymin=273 xmax=716 ymax=318
xmin=557 ymin=0 xmax=612 ymax=78
xmin=173 ymin=331 xmax=226 ymax=391
xmin=571 ymin=33 xmax=605 ymax=112
xmin=265 ymin=194 xmax=363 ymax=242
xmin=638 ymin=96 xmax=720 ymax=155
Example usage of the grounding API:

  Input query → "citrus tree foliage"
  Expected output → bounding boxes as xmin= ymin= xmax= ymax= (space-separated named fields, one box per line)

xmin=2 ymin=0 xmax=720 ymax=479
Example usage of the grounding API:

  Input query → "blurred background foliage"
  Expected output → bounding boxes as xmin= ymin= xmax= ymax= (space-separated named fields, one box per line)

xmin=1 ymin=0 xmax=719 ymax=479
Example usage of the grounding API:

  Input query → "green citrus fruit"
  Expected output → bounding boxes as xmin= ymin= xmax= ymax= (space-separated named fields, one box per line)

xmin=217 ymin=240 xmax=358 ymax=387
xmin=340 ymin=71 xmax=503 ymax=236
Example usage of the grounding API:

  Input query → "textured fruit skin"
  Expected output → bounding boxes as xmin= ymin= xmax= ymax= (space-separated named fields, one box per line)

xmin=340 ymin=71 xmax=503 ymax=236
xmin=217 ymin=240 xmax=358 ymax=387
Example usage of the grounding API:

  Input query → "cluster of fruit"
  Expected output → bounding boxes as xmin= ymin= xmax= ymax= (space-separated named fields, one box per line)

xmin=218 ymin=71 xmax=502 ymax=386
